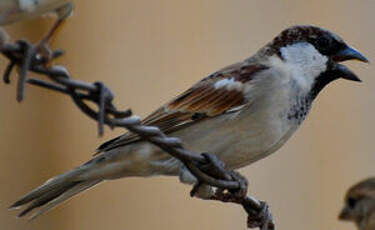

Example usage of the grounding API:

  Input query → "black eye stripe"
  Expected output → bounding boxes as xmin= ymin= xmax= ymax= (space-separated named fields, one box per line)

xmin=310 ymin=35 xmax=333 ymax=55
xmin=309 ymin=33 xmax=346 ymax=57
xmin=317 ymin=36 xmax=331 ymax=48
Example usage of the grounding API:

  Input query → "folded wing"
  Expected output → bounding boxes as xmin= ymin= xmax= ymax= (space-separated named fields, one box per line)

xmin=96 ymin=62 xmax=268 ymax=153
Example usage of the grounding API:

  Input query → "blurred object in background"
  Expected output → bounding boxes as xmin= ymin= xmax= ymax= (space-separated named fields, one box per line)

xmin=339 ymin=178 xmax=375 ymax=230
xmin=0 ymin=0 xmax=72 ymax=25
xmin=0 ymin=0 xmax=73 ymax=56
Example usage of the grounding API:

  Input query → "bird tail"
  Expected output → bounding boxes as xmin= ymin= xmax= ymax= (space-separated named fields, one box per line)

xmin=9 ymin=166 xmax=102 ymax=220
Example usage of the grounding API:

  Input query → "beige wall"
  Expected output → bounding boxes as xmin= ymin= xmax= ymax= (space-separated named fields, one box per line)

xmin=1 ymin=0 xmax=375 ymax=230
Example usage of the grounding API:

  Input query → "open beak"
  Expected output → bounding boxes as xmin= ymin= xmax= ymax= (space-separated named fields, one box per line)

xmin=332 ymin=45 xmax=369 ymax=82
xmin=334 ymin=64 xmax=362 ymax=82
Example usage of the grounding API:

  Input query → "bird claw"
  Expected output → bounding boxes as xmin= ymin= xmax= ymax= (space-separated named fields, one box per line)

xmin=190 ymin=182 xmax=201 ymax=197
xmin=189 ymin=152 xmax=227 ymax=198
xmin=228 ymin=170 xmax=248 ymax=198
xmin=211 ymin=188 xmax=238 ymax=203
xmin=245 ymin=201 xmax=274 ymax=230
xmin=210 ymin=172 xmax=248 ymax=203
xmin=193 ymin=152 xmax=248 ymax=200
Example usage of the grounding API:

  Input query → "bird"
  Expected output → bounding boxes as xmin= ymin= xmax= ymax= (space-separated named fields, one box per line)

xmin=9 ymin=25 xmax=368 ymax=219
xmin=0 ymin=0 xmax=73 ymax=56
xmin=339 ymin=178 xmax=375 ymax=230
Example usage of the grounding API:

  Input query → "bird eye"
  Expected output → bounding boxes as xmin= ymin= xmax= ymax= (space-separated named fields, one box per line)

xmin=347 ymin=197 xmax=357 ymax=209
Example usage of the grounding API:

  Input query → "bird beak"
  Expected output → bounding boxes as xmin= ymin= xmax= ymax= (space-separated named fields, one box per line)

xmin=339 ymin=206 xmax=352 ymax=220
xmin=333 ymin=46 xmax=369 ymax=63
xmin=333 ymin=64 xmax=362 ymax=82
xmin=331 ymin=45 xmax=369 ymax=82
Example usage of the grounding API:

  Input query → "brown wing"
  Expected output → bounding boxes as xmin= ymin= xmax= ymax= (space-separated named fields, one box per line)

xmin=96 ymin=62 xmax=268 ymax=153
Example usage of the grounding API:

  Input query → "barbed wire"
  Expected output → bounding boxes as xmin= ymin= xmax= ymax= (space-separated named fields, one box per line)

xmin=0 ymin=28 xmax=274 ymax=230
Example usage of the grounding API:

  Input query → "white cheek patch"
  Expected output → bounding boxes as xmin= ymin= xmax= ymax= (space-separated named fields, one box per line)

xmin=280 ymin=42 xmax=328 ymax=89
xmin=214 ymin=78 xmax=244 ymax=91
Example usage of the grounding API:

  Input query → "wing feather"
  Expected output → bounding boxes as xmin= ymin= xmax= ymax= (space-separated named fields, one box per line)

xmin=96 ymin=62 xmax=268 ymax=153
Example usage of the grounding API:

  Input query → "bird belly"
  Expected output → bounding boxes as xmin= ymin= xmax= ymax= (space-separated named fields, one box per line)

xmin=172 ymin=105 xmax=296 ymax=170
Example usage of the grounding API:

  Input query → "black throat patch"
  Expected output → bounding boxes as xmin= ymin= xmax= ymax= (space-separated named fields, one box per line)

xmin=308 ymin=68 xmax=339 ymax=100
xmin=287 ymin=69 xmax=339 ymax=124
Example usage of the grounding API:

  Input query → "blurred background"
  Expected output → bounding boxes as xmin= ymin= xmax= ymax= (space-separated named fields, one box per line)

xmin=0 ymin=0 xmax=374 ymax=230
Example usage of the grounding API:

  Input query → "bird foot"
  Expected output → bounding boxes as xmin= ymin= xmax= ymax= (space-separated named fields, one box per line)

xmin=189 ymin=182 xmax=215 ymax=199
xmin=228 ymin=170 xmax=248 ymax=198
xmin=191 ymin=152 xmax=248 ymax=199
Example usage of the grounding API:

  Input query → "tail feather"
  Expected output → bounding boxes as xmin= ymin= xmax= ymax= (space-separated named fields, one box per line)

xmin=10 ymin=170 xmax=79 ymax=210
xmin=10 ymin=147 xmax=142 ymax=219
xmin=10 ymin=167 xmax=102 ymax=219
xmin=17 ymin=181 xmax=81 ymax=218
xmin=29 ymin=180 xmax=101 ymax=220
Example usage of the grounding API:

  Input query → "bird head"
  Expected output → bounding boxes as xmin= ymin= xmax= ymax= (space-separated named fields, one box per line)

xmin=259 ymin=25 xmax=368 ymax=99
xmin=339 ymin=178 xmax=375 ymax=230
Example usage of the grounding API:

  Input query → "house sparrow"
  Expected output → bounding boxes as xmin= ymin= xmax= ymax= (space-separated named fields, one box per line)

xmin=9 ymin=25 xmax=368 ymax=219
xmin=339 ymin=178 xmax=375 ymax=230
xmin=0 ymin=0 xmax=73 ymax=56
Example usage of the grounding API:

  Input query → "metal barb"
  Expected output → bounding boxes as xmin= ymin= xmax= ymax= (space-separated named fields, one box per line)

xmin=16 ymin=41 xmax=36 ymax=102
